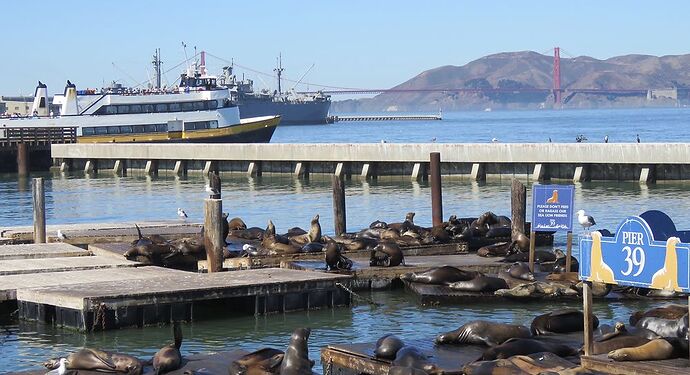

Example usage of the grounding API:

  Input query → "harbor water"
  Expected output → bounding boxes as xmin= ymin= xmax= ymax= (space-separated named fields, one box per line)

xmin=2 ymin=107 xmax=690 ymax=372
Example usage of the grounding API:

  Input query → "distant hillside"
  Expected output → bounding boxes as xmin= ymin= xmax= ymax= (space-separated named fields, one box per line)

xmin=332 ymin=51 xmax=690 ymax=112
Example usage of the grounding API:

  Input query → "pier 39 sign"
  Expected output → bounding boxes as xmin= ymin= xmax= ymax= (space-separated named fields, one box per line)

xmin=579 ymin=214 xmax=690 ymax=292
xmin=532 ymin=185 xmax=574 ymax=232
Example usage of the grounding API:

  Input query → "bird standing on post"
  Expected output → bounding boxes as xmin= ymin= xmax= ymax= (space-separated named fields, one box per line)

xmin=56 ymin=230 xmax=67 ymax=242
xmin=604 ymin=135 xmax=609 ymax=143
xmin=204 ymin=184 xmax=219 ymax=197
xmin=636 ymin=134 xmax=641 ymax=143
xmin=577 ymin=209 xmax=596 ymax=235
xmin=177 ymin=208 xmax=188 ymax=220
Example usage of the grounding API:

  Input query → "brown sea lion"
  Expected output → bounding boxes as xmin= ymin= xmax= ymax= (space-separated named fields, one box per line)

xmin=531 ymin=310 xmax=599 ymax=335
xmin=481 ymin=338 xmax=578 ymax=360
xmin=374 ymin=334 xmax=405 ymax=360
xmin=477 ymin=242 xmax=512 ymax=257
xmin=152 ymin=321 xmax=183 ymax=374
xmin=370 ymin=242 xmax=404 ymax=267
xmin=388 ymin=212 xmax=416 ymax=233
xmin=484 ymin=225 xmax=511 ymax=238
xmin=228 ymin=217 xmax=247 ymax=231
xmin=45 ymin=348 xmax=143 ymax=374
xmin=465 ymin=352 xmax=580 ymax=375
xmin=635 ymin=313 xmax=688 ymax=339
xmin=390 ymin=346 xmax=439 ymax=375
xmin=324 ymin=242 xmax=353 ymax=271
xmin=512 ymin=232 xmax=530 ymax=251
xmin=289 ymin=215 xmax=322 ymax=246
xmin=448 ymin=275 xmax=508 ymax=293
xmin=435 ymin=320 xmax=531 ymax=346
xmin=495 ymin=281 xmax=578 ymax=299
xmin=229 ymin=348 xmax=284 ymax=375
xmin=229 ymin=227 xmax=265 ymax=241
xmin=477 ymin=212 xmax=499 ymax=227
xmin=279 ymin=328 xmax=314 ymax=375
xmin=428 ymin=225 xmax=450 ymax=243
xmin=573 ymin=281 xmax=612 ymax=297
xmin=629 ymin=304 xmax=689 ymax=325
xmin=608 ymin=338 xmax=676 ymax=361
xmin=401 ymin=266 xmax=480 ymax=285
xmin=369 ymin=220 xmax=388 ymax=229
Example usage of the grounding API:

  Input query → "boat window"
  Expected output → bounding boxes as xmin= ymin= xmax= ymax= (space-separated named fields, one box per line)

xmin=107 ymin=126 xmax=120 ymax=134
xmin=193 ymin=101 xmax=204 ymax=110
xmin=156 ymin=124 xmax=168 ymax=132
xmin=181 ymin=102 xmax=194 ymax=111
xmin=155 ymin=103 xmax=168 ymax=112
xmin=143 ymin=104 xmax=154 ymax=113
xmin=117 ymin=105 xmax=129 ymax=114
xmin=120 ymin=125 xmax=133 ymax=134
xmin=82 ymin=127 xmax=95 ymax=135
xmin=209 ymin=120 xmax=218 ymax=128
xmin=130 ymin=105 xmax=141 ymax=113
xmin=169 ymin=103 xmax=181 ymax=112
xmin=208 ymin=100 xmax=218 ymax=109
xmin=106 ymin=106 xmax=117 ymax=115
xmin=145 ymin=124 xmax=157 ymax=133
xmin=133 ymin=125 xmax=145 ymax=133
xmin=95 ymin=127 xmax=107 ymax=135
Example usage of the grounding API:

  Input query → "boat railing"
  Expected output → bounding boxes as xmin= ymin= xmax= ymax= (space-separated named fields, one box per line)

xmin=0 ymin=126 xmax=77 ymax=147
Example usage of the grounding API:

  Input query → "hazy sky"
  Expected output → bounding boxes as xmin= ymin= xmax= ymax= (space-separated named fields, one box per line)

xmin=4 ymin=1 xmax=689 ymax=96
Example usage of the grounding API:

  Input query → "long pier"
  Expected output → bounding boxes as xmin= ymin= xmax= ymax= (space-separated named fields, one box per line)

xmin=52 ymin=142 xmax=690 ymax=181
xmin=328 ymin=114 xmax=442 ymax=122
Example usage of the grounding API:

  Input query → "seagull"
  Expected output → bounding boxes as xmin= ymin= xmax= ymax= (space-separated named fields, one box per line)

xmin=491 ymin=137 xmax=498 ymax=143
xmin=177 ymin=208 xmax=188 ymax=220
xmin=204 ymin=184 xmax=219 ymax=195
xmin=45 ymin=358 xmax=67 ymax=375
xmin=604 ymin=135 xmax=609 ymax=143
xmin=242 ymin=243 xmax=258 ymax=257
xmin=430 ymin=137 xmax=436 ymax=143
xmin=56 ymin=230 xmax=67 ymax=241
xmin=577 ymin=209 xmax=596 ymax=234
xmin=636 ymin=134 xmax=641 ymax=143
xmin=380 ymin=139 xmax=387 ymax=144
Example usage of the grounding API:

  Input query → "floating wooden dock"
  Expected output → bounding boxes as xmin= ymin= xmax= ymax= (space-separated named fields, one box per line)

xmin=282 ymin=254 xmax=507 ymax=290
xmin=0 ymin=255 xmax=140 ymax=276
xmin=0 ymin=242 xmax=90 ymax=260
xmin=328 ymin=114 xmax=442 ymax=122
xmin=16 ymin=268 xmax=352 ymax=331
xmin=581 ymin=354 xmax=689 ymax=375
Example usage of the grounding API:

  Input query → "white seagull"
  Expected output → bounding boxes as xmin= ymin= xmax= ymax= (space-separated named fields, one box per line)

xmin=577 ymin=209 xmax=596 ymax=234
xmin=45 ymin=358 xmax=67 ymax=375
xmin=56 ymin=230 xmax=67 ymax=242
xmin=204 ymin=184 xmax=219 ymax=195
xmin=177 ymin=208 xmax=188 ymax=220
xmin=491 ymin=137 xmax=499 ymax=143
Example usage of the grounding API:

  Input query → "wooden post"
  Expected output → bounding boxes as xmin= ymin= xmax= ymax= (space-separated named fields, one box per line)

xmin=209 ymin=171 xmax=221 ymax=199
xmin=17 ymin=143 xmax=29 ymax=176
xmin=528 ymin=230 xmax=536 ymax=273
xmin=511 ymin=179 xmax=526 ymax=236
xmin=582 ymin=281 xmax=594 ymax=356
xmin=332 ymin=174 xmax=346 ymax=236
xmin=32 ymin=177 xmax=46 ymax=243
xmin=430 ymin=152 xmax=443 ymax=227
xmin=565 ymin=231 xmax=573 ymax=272
xmin=204 ymin=199 xmax=224 ymax=272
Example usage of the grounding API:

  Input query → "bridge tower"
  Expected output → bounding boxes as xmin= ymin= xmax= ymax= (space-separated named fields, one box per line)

xmin=553 ymin=47 xmax=562 ymax=107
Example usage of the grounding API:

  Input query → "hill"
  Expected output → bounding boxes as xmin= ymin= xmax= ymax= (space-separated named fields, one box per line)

xmin=331 ymin=51 xmax=690 ymax=112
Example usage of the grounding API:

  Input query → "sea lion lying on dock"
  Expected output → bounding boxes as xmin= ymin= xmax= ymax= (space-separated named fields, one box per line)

xmin=229 ymin=348 xmax=284 ymax=375
xmin=389 ymin=346 xmax=440 ymax=375
xmin=497 ymin=262 xmax=534 ymax=288
xmin=588 ymin=322 xmax=651 ymax=355
xmin=435 ymin=320 xmax=531 ymax=346
xmin=44 ymin=348 xmax=143 ymax=374
xmin=608 ymin=338 xmax=682 ymax=362
xmin=401 ymin=266 xmax=480 ymax=285
xmin=531 ymin=309 xmax=599 ymax=335
xmin=495 ymin=281 xmax=578 ymax=299
xmin=464 ymin=352 xmax=581 ymax=375
xmin=370 ymin=241 xmax=404 ymax=267
xmin=480 ymin=338 xmax=578 ymax=360
xmin=629 ymin=303 xmax=689 ymax=325
xmin=374 ymin=334 xmax=405 ymax=360
xmin=228 ymin=217 xmax=248 ymax=231
xmin=635 ymin=313 xmax=689 ymax=339
xmin=448 ymin=275 xmax=508 ymax=293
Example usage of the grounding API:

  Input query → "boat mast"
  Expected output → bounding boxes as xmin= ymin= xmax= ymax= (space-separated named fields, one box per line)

xmin=274 ymin=53 xmax=284 ymax=95
xmin=152 ymin=48 xmax=163 ymax=89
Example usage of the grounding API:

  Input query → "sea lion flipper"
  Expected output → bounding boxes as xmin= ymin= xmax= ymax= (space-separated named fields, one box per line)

xmin=134 ymin=224 xmax=143 ymax=240
xmin=266 ymin=353 xmax=285 ymax=370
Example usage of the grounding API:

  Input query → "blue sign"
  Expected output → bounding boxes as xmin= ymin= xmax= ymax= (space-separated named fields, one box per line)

xmin=579 ymin=216 xmax=690 ymax=293
xmin=531 ymin=185 xmax=574 ymax=232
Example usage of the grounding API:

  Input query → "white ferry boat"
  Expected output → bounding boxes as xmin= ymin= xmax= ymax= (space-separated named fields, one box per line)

xmin=0 ymin=65 xmax=280 ymax=143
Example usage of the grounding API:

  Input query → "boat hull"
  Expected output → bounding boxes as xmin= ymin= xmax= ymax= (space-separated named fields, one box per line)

xmin=238 ymin=100 xmax=330 ymax=125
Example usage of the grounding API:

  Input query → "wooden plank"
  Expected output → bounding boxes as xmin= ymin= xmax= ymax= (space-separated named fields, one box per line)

xmin=581 ymin=355 xmax=689 ymax=375
xmin=0 ymin=256 xmax=140 ymax=276
xmin=0 ymin=243 xmax=90 ymax=260
xmin=87 ymin=242 xmax=130 ymax=259
xmin=0 ymin=266 xmax=182 ymax=301
xmin=16 ymin=268 xmax=351 ymax=310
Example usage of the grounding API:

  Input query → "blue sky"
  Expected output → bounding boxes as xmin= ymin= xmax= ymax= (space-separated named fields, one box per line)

xmin=4 ymin=1 xmax=689 ymax=96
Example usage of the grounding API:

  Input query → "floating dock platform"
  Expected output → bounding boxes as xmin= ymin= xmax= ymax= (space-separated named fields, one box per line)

xmin=16 ymin=268 xmax=352 ymax=331
xmin=0 ymin=255 xmax=140 ymax=276
xmin=0 ymin=242 xmax=90 ymax=260
xmin=581 ymin=354 xmax=689 ymax=375
xmin=328 ymin=114 xmax=442 ymax=122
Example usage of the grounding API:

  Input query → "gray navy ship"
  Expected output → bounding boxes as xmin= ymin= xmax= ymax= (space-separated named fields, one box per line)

xmin=219 ymin=57 xmax=331 ymax=125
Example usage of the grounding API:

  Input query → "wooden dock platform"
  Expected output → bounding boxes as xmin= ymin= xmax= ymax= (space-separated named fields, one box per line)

xmin=0 ymin=255 xmax=140 ymax=276
xmin=282 ymin=254 xmax=507 ymax=290
xmin=16 ymin=268 xmax=352 ymax=331
xmin=581 ymin=354 xmax=689 ymax=375
xmin=0 ymin=242 xmax=90 ymax=260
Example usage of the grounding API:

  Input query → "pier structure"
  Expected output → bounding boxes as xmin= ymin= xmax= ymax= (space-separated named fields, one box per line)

xmin=52 ymin=142 xmax=690 ymax=182
xmin=0 ymin=126 xmax=76 ymax=174
xmin=328 ymin=114 xmax=442 ymax=122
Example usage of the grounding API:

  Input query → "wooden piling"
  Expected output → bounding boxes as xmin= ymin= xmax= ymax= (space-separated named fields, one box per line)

xmin=332 ymin=174 xmax=346 ymax=236
xmin=528 ymin=230 xmax=536 ymax=273
xmin=582 ymin=281 xmax=593 ymax=356
xmin=204 ymin=198 xmax=224 ymax=273
xmin=511 ymin=179 xmax=526 ymax=236
xmin=17 ymin=143 xmax=29 ymax=176
xmin=430 ymin=152 xmax=443 ymax=227
xmin=209 ymin=171 xmax=221 ymax=199
xmin=565 ymin=231 xmax=573 ymax=272
xmin=32 ymin=177 xmax=46 ymax=244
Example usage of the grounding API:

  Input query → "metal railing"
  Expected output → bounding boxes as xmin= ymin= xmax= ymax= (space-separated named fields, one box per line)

xmin=0 ymin=126 xmax=77 ymax=147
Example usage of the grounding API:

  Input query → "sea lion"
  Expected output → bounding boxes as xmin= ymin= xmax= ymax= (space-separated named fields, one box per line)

xmin=279 ymin=328 xmax=314 ymax=375
xmin=531 ymin=310 xmax=599 ymax=335
xmin=401 ymin=266 xmax=480 ymax=285
xmin=477 ymin=242 xmax=512 ymax=257
xmin=229 ymin=227 xmax=265 ymax=241
xmin=448 ymin=275 xmax=508 ymax=293
xmin=428 ymin=225 xmax=450 ymax=243
xmin=324 ymin=242 xmax=353 ymax=271
xmin=484 ymin=225 xmax=511 ymax=238
xmin=228 ymin=217 xmax=248 ymax=231
xmin=374 ymin=334 xmax=405 ymax=360
xmin=262 ymin=221 xmax=300 ymax=254
xmin=369 ymin=220 xmax=388 ymax=229
xmin=507 ymin=262 xmax=534 ymax=281
xmin=389 ymin=346 xmax=439 ymax=375
xmin=289 ymin=215 xmax=322 ymax=246
xmin=481 ymin=338 xmax=578 ymax=360
xmin=608 ymin=338 xmax=677 ymax=361
xmin=588 ymin=322 xmax=651 ymax=355
xmin=300 ymin=242 xmax=324 ymax=253
xmin=370 ymin=242 xmax=404 ymax=267
xmin=512 ymin=232 xmax=530 ymax=252
xmin=635 ymin=313 xmax=688 ymax=339
xmin=124 ymin=224 xmax=172 ymax=260
xmin=380 ymin=229 xmax=401 ymax=240
xmin=465 ymin=352 xmax=580 ymax=375
xmin=222 ymin=213 xmax=230 ymax=243
xmin=495 ymin=281 xmax=578 ymax=299
xmin=435 ymin=320 xmax=531 ymax=346
xmin=629 ymin=304 xmax=689 ymax=325
xmin=328 ymin=236 xmax=376 ymax=251
xmin=45 ymin=348 xmax=143 ymax=374
xmin=229 ymin=348 xmax=284 ymax=375
xmin=152 ymin=321 xmax=183 ymax=374
xmin=477 ymin=212 xmax=499 ymax=227
xmin=573 ymin=281 xmax=612 ymax=297
xmin=551 ymin=249 xmax=579 ymax=272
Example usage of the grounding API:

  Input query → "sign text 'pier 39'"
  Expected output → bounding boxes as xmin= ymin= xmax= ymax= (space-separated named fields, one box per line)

xmin=579 ymin=214 xmax=690 ymax=292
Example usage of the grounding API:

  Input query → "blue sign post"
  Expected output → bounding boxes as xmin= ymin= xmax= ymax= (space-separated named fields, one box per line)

xmin=532 ymin=184 xmax=575 ymax=232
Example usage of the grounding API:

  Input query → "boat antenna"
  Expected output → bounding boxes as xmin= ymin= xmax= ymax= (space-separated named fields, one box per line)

xmin=152 ymin=48 xmax=163 ymax=89
xmin=291 ymin=63 xmax=315 ymax=91
xmin=181 ymin=42 xmax=189 ymax=71
xmin=274 ymin=53 xmax=284 ymax=95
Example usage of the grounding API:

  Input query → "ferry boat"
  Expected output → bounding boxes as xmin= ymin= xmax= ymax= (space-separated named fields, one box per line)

xmin=0 ymin=64 xmax=280 ymax=143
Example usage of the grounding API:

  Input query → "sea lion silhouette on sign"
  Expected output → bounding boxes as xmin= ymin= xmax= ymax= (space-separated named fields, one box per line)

xmin=588 ymin=231 xmax=616 ymax=284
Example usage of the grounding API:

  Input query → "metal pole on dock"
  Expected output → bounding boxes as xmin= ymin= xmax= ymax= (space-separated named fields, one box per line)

xmin=204 ymin=198 xmax=225 ymax=272
xmin=511 ymin=179 xmax=526 ymax=237
xmin=17 ymin=143 xmax=29 ymax=176
xmin=32 ymin=177 xmax=46 ymax=243
xmin=332 ymin=174 xmax=347 ymax=236
xmin=430 ymin=152 xmax=443 ymax=227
